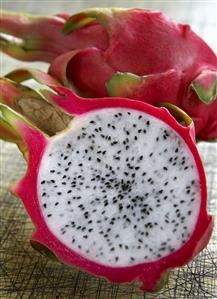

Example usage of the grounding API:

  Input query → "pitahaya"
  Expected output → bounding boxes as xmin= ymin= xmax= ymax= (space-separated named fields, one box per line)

xmin=0 ymin=83 xmax=213 ymax=292
xmin=1 ymin=8 xmax=217 ymax=140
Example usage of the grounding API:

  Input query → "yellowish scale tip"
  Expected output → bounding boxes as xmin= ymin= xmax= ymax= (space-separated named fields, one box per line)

xmin=157 ymin=102 xmax=193 ymax=127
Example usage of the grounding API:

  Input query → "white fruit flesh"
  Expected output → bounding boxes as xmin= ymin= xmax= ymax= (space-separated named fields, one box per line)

xmin=38 ymin=108 xmax=200 ymax=266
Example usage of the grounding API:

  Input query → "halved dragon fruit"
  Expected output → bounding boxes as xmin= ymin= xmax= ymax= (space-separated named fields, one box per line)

xmin=0 ymin=84 xmax=213 ymax=292
xmin=1 ymin=8 xmax=216 ymax=140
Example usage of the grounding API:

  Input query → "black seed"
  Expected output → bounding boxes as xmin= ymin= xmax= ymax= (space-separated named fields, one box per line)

xmin=47 ymin=214 xmax=52 ymax=218
xmin=42 ymin=192 xmax=47 ymax=197
xmin=50 ymin=170 xmax=55 ymax=173
xmin=41 ymin=180 xmax=45 ymax=184
xmin=43 ymin=203 xmax=47 ymax=208
xmin=83 ymin=235 xmax=88 ymax=239
xmin=126 ymin=130 xmax=130 ymax=135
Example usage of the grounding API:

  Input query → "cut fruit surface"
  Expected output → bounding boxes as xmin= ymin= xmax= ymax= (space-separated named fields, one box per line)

xmin=38 ymin=107 xmax=201 ymax=266
xmin=0 ymin=86 xmax=213 ymax=292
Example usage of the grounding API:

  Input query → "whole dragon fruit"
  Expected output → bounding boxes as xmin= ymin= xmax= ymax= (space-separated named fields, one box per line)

xmin=0 ymin=79 xmax=213 ymax=292
xmin=1 ymin=8 xmax=217 ymax=140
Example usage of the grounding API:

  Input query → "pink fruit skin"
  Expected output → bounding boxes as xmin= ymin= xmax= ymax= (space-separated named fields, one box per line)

xmin=48 ymin=9 xmax=217 ymax=140
xmin=0 ymin=12 xmax=108 ymax=61
xmin=1 ymin=9 xmax=217 ymax=140
xmin=11 ymin=86 xmax=213 ymax=292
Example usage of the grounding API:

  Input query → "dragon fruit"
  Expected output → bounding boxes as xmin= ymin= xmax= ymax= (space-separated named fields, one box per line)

xmin=0 ymin=82 xmax=213 ymax=292
xmin=1 ymin=8 xmax=216 ymax=140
